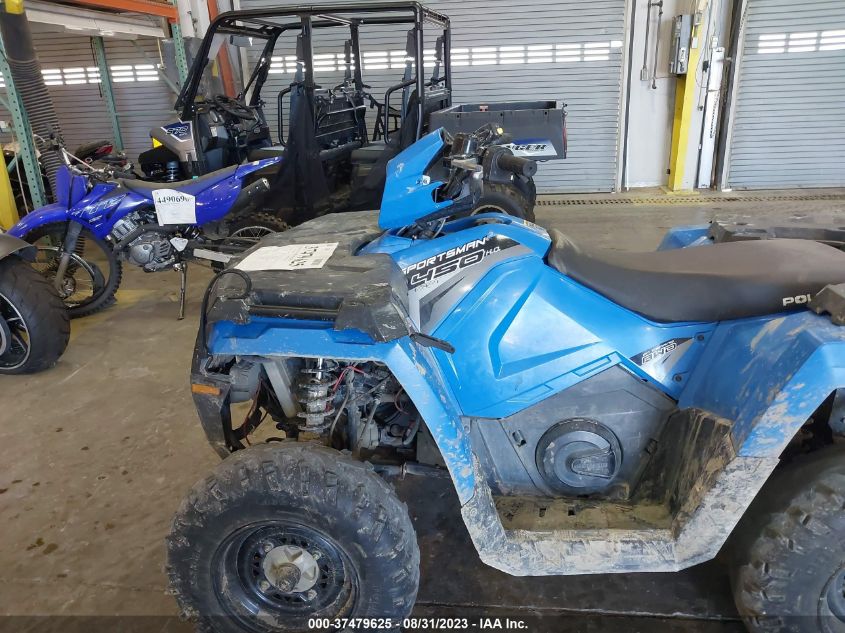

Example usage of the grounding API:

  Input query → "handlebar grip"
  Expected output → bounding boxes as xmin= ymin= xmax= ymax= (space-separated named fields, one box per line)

xmin=496 ymin=152 xmax=537 ymax=178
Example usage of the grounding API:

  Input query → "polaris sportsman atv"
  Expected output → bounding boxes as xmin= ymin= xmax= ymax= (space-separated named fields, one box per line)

xmin=170 ymin=124 xmax=845 ymax=633
xmin=142 ymin=2 xmax=564 ymax=223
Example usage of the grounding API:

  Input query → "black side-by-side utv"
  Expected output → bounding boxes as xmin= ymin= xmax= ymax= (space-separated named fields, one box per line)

xmin=139 ymin=2 xmax=566 ymax=222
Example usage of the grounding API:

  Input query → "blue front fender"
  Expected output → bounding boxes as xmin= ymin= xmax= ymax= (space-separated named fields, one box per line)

xmin=208 ymin=319 xmax=477 ymax=502
xmin=7 ymin=203 xmax=74 ymax=239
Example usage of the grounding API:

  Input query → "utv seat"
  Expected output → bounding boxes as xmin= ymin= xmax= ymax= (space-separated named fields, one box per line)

xmin=350 ymin=140 xmax=386 ymax=163
xmin=120 ymin=165 xmax=239 ymax=197
xmin=547 ymin=230 xmax=845 ymax=322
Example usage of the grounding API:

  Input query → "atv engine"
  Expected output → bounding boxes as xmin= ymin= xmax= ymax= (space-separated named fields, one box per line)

xmin=110 ymin=214 xmax=176 ymax=272
xmin=242 ymin=358 xmax=422 ymax=460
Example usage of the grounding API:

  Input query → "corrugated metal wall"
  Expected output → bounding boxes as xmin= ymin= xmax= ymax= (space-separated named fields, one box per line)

xmin=0 ymin=31 xmax=176 ymax=162
xmin=240 ymin=0 xmax=627 ymax=192
xmin=727 ymin=0 xmax=845 ymax=189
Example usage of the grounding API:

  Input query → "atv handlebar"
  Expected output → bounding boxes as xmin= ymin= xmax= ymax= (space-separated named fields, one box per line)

xmin=495 ymin=152 xmax=537 ymax=178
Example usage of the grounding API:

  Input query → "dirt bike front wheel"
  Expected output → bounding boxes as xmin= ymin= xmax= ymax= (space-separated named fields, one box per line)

xmin=25 ymin=223 xmax=122 ymax=319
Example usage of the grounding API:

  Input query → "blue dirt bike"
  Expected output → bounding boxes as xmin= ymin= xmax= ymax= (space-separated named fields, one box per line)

xmin=8 ymin=143 xmax=287 ymax=318
xmin=172 ymin=124 xmax=845 ymax=633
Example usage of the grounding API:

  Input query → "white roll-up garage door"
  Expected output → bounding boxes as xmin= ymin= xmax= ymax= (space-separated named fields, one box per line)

xmin=726 ymin=0 xmax=845 ymax=189
xmin=0 ymin=31 xmax=176 ymax=162
xmin=240 ymin=0 xmax=627 ymax=192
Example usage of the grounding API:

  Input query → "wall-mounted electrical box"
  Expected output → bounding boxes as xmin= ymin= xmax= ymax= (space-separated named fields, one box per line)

xmin=669 ymin=14 xmax=692 ymax=75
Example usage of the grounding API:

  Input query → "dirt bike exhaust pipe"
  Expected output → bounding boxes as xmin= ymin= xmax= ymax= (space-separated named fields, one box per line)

xmin=230 ymin=178 xmax=270 ymax=214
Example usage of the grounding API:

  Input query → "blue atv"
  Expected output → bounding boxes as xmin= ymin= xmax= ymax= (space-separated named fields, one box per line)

xmin=169 ymin=123 xmax=845 ymax=633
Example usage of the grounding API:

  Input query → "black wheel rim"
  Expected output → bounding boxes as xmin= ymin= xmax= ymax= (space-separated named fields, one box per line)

xmin=0 ymin=291 xmax=30 ymax=370
xmin=213 ymin=520 xmax=357 ymax=632
xmin=824 ymin=566 xmax=845 ymax=624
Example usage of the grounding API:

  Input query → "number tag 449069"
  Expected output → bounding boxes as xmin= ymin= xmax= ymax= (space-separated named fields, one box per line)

xmin=152 ymin=189 xmax=197 ymax=225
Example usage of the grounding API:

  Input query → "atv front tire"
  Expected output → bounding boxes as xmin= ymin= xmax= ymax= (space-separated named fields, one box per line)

xmin=0 ymin=256 xmax=69 ymax=374
xmin=730 ymin=446 xmax=845 ymax=633
xmin=167 ymin=443 xmax=419 ymax=632
xmin=472 ymin=181 xmax=536 ymax=222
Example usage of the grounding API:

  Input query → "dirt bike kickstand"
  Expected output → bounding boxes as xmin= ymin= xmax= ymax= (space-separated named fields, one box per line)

xmin=175 ymin=262 xmax=187 ymax=320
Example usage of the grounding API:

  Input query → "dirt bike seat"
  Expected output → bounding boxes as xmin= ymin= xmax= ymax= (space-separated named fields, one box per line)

xmin=547 ymin=229 xmax=845 ymax=322
xmin=248 ymin=145 xmax=286 ymax=161
xmin=120 ymin=165 xmax=240 ymax=197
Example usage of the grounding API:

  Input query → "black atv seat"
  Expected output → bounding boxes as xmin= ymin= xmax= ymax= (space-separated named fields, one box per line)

xmin=120 ymin=165 xmax=240 ymax=196
xmin=547 ymin=230 xmax=845 ymax=322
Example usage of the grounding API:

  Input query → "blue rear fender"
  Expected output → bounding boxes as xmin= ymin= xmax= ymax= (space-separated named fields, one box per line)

xmin=680 ymin=310 xmax=845 ymax=457
xmin=207 ymin=319 xmax=477 ymax=503
xmin=658 ymin=224 xmax=711 ymax=250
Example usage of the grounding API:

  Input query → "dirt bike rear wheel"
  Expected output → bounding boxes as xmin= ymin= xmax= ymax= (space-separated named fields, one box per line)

xmin=227 ymin=213 xmax=289 ymax=246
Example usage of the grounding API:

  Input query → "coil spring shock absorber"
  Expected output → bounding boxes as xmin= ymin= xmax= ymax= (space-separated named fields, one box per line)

xmin=296 ymin=358 xmax=335 ymax=432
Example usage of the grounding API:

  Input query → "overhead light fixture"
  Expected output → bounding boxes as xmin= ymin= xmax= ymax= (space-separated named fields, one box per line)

xmin=24 ymin=0 xmax=166 ymax=39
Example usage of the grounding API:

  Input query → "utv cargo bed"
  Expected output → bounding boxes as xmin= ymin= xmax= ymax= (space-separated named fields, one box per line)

xmin=430 ymin=100 xmax=566 ymax=160
xmin=207 ymin=212 xmax=411 ymax=342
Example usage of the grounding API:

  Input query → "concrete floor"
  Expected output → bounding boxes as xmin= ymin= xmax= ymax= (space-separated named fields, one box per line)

xmin=2 ymin=190 xmax=845 ymax=632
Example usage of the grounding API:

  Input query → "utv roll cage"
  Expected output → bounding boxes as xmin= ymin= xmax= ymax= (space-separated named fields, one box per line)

xmin=175 ymin=2 xmax=452 ymax=146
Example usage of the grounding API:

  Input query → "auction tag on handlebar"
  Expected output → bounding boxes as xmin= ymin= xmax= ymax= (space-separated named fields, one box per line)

xmin=236 ymin=243 xmax=338 ymax=272
xmin=153 ymin=189 xmax=197 ymax=225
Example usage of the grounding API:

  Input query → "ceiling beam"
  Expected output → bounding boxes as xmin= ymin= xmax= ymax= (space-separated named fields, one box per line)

xmin=57 ymin=0 xmax=178 ymax=21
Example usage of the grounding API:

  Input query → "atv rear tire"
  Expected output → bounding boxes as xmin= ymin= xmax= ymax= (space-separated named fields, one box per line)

xmin=472 ymin=181 xmax=536 ymax=222
xmin=167 ymin=443 xmax=419 ymax=632
xmin=0 ymin=256 xmax=69 ymax=374
xmin=730 ymin=446 xmax=845 ymax=633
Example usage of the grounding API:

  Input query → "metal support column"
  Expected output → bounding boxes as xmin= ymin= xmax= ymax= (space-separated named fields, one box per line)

xmin=0 ymin=32 xmax=46 ymax=208
xmin=92 ymin=36 xmax=124 ymax=151
xmin=667 ymin=1 xmax=709 ymax=191
xmin=171 ymin=20 xmax=189 ymax=86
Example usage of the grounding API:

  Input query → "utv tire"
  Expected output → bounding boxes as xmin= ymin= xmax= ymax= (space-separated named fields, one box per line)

xmin=25 ymin=223 xmax=122 ymax=319
xmin=472 ymin=182 xmax=536 ymax=222
xmin=0 ymin=256 xmax=69 ymax=374
xmin=730 ymin=446 xmax=845 ymax=633
xmin=167 ymin=443 xmax=419 ymax=633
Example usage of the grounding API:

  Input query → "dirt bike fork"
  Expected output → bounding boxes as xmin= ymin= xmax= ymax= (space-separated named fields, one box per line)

xmin=52 ymin=222 xmax=82 ymax=295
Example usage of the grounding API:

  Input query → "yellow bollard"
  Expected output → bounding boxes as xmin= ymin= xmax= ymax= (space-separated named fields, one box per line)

xmin=0 ymin=149 xmax=19 ymax=230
